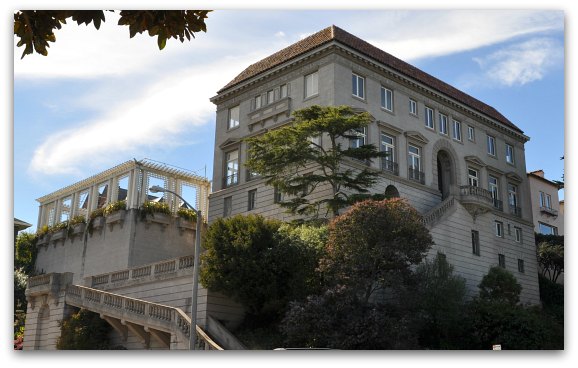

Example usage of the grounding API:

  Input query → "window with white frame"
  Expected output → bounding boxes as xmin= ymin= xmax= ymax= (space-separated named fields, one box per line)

xmin=539 ymin=222 xmax=558 ymax=235
xmin=452 ymin=120 xmax=462 ymax=141
xmin=468 ymin=126 xmax=475 ymax=141
xmin=408 ymin=144 xmax=421 ymax=171
xmin=225 ymin=150 xmax=239 ymax=187
xmin=487 ymin=134 xmax=496 ymax=156
xmin=352 ymin=73 xmax=365 ymax=99
xmin=439 ymin=113 xmax=448 ymax=135
xmin=273 ymin=185 xmax=283 ymax=204
xmin=280 ymin=84 xmax=288 ymax=98
xmin=247 ymin=189 xmax=257 ymax=211
xmin=380 ymin=86 xmax=393 ymax=111
xmin=495 ymin=221 xmax=504 ymax=237
xmin=349 ymin=127 xmax=366 ymax=148
xmin=506 ymin=143 xmax=515 ymax=164
xmin=254 ymin=95 xmax=262 ymax=110
xmin=228 ymin=105 xmax=240 ymax=129
xmin=540 ymin=191 xmax=552 ymax=209
xmin=305 ymin=71 xmax=318 ymax=98
xmin=515 ymin=227 xmax=522 ymax=243
xmin=488 ymin=175 xmax=499 ymax=200
xmin=425 ymin=107 xmax=434 ymax=129
xmin=267 ymin=90 xmax=274 ymax=105
xmin=380 ymin=133 xmax=395 ymax=163
xmin=508 ymin=183 xmax=518 ymax=207
xmin=468 ymin=168 xmax=479 ymax=187
xmin=409 ymin=98 xmax=417 ymax=115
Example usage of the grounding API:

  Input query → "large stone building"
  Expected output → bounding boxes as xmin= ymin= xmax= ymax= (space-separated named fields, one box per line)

xmin=208 ymin=25 xmax=540 ymax=304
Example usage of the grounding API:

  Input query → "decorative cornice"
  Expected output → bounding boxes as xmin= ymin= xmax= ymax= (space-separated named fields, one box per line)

xmin=464 ymin=155 xmax=487 ymax=167
xmin=404 ymin=131 xmax=429 ymax=145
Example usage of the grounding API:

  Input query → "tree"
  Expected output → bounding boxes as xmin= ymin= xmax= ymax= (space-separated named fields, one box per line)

xmin=199 ymin=215 xmax=325 ymax=320
xmin=478 ymin=266 xmax=522 ymax=305
xmin=14 ymin=10 xmax=211 ymax=59
xmin=406 ymin=253 xmax=467 ymax=349
xmin=535 ymin=234 xmax=564 ymax=283
xmin=15 ymin=232 xmax=38 ymax=275
xmin=57 ymin=309 xmax=111 ymax=350
xmin=245 ymin=105 xmax=387 ymax=219
xmin=319 ymin=198 xmax=433 ymax=303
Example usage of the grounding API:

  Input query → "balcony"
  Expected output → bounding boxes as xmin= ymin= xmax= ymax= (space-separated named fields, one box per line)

xmin=408 ymin=167 xmax=425 ymax=184
xmin=381 ymin=159 xmax=399 ymax=176
xmin=223 ymin=173 xmax=239 ymax=188
xmin=540 ymin=206 xmax=559 ymax=217
xmin=458 ymin=185 xmax=500 ymax=214
xmin=493 ymin=198 xmax=503 ymax=211
xmin=510 ymin=205 xmax=522 ymax=218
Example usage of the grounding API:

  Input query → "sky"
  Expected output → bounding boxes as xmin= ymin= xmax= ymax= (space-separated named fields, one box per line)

xmin=4 ymin=0 xmax=575 ymax=365
xmin=12 ymin=7 xmax=565 ymax=233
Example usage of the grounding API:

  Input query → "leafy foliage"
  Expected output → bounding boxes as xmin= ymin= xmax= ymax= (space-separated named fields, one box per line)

xmin=177 ymin=207 xmax=198 ymax=222
xmin=405 ymin=253 xmax=468 ymax=349
xmin=319 ymin=198 xmax=433 ymax=302
xmin=140 ymin=201 xmax=171 ymax=217
xmin=89 ymin=207 xmax=105 ymax=220
xmin=14 ymin=10 xmax=211 ymax=58
xmin=478 ymin=266 xmax=522 ymax=305
xmin=538 ymin=274 xmax=564 ymax=323
xmin=15 ymin=232 xmax=38 ymax=275
xmin=69 ymin=215 xmax=87 ymax=226
xmin=200 ymin=215 xmax=325 ymax=320
xmin=57 ymin=308 xmax=111 ymax=350
xmin=102 ymin=200 xmax=126 ymax=216
xmin=536 ymin=241 xmax=564 ymax=282
xmin=245 ymin=105 xmax=386 ymax=218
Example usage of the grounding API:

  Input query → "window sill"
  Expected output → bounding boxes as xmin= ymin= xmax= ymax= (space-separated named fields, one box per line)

xmin=303 ymin=94 xmax=319 ymax=102
xmin=351 ymin=95 xmax=367 ymax=103
xmin=380 ymin=107 xmax=395 ymax=116
xmin=227 ymin=125 xmax=240 ymax=132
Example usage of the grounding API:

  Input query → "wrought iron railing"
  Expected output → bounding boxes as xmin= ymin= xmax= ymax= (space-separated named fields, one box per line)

xmin=408 ymin=167 xmax=425 ymax=184
xmin=381 ymin=159 xmax=399 ymax=175
xmin=509 ymin=205 xmax=522 ymax=217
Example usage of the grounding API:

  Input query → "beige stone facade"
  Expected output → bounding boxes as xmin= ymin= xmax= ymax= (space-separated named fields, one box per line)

xmin=208 ymin=26 xmax=540 ymax=305
xmin=527 ymin=170 xmax=564 ymax=235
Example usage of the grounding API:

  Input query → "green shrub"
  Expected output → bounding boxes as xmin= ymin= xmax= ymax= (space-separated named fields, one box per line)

xmin=89 ymin=207 xmax=105 ymax=220
xmin=103 ymin=200 xmax=126 ymax=216
xmin=140 ymin=201 xmax=171 ymax=217
xmin=478 ymin=266 xmax=522 ymax=305
xmin=177 ymin=207 xmax=198 ymax=222
xmin=57 ymin=309 xmax=111 ymax=350
xmin=69 ymin=215 xmax=87 ymax=226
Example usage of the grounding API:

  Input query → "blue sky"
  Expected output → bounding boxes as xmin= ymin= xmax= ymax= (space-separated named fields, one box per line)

xmin=12 ymin=9 xmax=565 ymax=232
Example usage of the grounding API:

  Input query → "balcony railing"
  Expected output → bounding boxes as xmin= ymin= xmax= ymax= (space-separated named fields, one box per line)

xmin=381 ymin=159 xmax=399 ymax=176
xmin=540 ymin=206 xmax=559 ymax=216
xmin=510 ymin=205 xmax=522 ymax=217
xmin=224 ymin=173 xmax=239 ymax=188
xmin=493 ymin=198 xmax=503 ymax=211
xmin=408 ymin=167 xmax=425 ymax=184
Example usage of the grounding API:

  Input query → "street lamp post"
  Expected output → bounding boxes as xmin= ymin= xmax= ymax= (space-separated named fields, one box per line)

xmin=149 ymin=185 xmax=201 ymax=350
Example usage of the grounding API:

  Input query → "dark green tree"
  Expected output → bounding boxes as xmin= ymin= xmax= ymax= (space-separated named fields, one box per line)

xmin=245 ymin=105 xmax=387 ymax=219
xmin=536 ymin=241 xmax=564 ymax=283
xmin=478 ymin=266 xmax=522 ymax=305
xmin=14 ymin=10 xmax=211 ymax=58
xmin=319 ymin=198 xmax=433 ymax=303
xmin=57 ymin=309 xmax=111 ymax=350
xmin=199 ymin=215 xmax=325 ymax=321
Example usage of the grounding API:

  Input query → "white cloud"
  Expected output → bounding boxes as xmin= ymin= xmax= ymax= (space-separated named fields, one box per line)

xmin=473 ymin=38 xmax=563 ymax=86
xmin=358 ymin=10 xmax=563 ymax=61
xmin=275 ymin=31 xmax=286 ymax=38
xmin=27 ymin=54 xmax=261 ymax=176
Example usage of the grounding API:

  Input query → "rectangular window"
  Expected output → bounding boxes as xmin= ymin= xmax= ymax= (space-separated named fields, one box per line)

xmin=349 ymin=127 xmax=366 ymax=149
xmin=518 ymin=259 xmax=525 ymax=273
xmin=468 ymin=168 xmax=479 ymax=187
xmin=254 ymin=95 xmax=262 ymax=110
xmin=380 ymin=133 xmax=395 ymax=163
xmin=452 ymin=120 xmax=462 ymax=141
xmin=540 ymin=191 xmax=552 ymax=209
xmin=539 ymin=222 xmax=558 ymax=235
xmin=381 ymin=86 xmax=393 ymax=111
xmin=471 ymin=230 xmax=480 ymax=256
xmin=439 ymin=113 xmax=448 ymax=135
xmin=508 ymin=183 xmax=518 ymax=208
xmin=228 ymin=105 xmax=240 ymax=129
xmin=515 ymin=227 xmax=522 ymax=243
xmin=352 ymin=73 xmax=365 ymax=99
xmin=267 ymin=90 xmax=275 ymax=104
xmin=425 ymin=107 xmax=434 ymax=129
xmin=225 ymin=150 xmax=239 ymax=187
xmin=495 ymin=221 xmax=504 ymax=237
xmin=308 ymin=135 xmax=321 ymax=148
xmin=305 ymin=72 xmax=319 ymax=98
xmin=273 ymin=186 xmax=283 ymax=204
xmin=468 ymin=126 xmax=475 ymax=141
xmin=487 ymin=135 xmax=496 ymax=156
xmin=280 ymin=84 xmax=288 ymax=98
xmin=409 ymin=99 xmax=417 ymax=115
xmin=223 ymin=196 xmax=232 ymax=217
xmin=506 ymin=144 xmax=515 ymax=164
xmin=408 ymin=145 xmax=421 ymax=171
xmin=247 ymin=189 xmax=257 ymax=211
xmin=499 ymin=254 xmax=506 ymax=268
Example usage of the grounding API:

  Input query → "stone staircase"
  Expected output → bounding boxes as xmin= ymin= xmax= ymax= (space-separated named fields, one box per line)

xmin=422 ymin=195 xmax=456 ymax=229
xmin=64 ymin=284 xmax=222 ymax=350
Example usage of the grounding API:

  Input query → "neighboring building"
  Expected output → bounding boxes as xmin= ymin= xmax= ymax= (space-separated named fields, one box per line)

xmin=208 ymin=25 xmax=540 ymax=306
xmin=22 ymin=160 xmax=244 ymax=350
xmin=14 ymin=217 xmax=32 ymax=241
xmin=527 ymin=170 xmax=564 ymax=235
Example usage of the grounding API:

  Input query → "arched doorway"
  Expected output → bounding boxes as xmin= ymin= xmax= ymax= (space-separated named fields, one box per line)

xmin=384 ymin=185 xmax=400 ymax=199
xmin=437 ymin=150 xmax=454 ymax=200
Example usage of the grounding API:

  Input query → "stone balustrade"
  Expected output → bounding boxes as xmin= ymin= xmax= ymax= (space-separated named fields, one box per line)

xmin=90 ymin=255 xmax=194 ymax=288
xmin=422 ymin=196 xmax=456 ymax=228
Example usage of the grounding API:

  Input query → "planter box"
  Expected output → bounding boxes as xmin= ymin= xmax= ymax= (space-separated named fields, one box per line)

xmin=71 ymin=223 xmax=86 ymax=235
xmin=50 ymin=229 xmax=67 ymax=245
xmin=36 ymin=234 xmax=51 ymax=246
xmin=145 ymin=213 xmax=171 ymax=231
xmin=106 ymin=210 xmax=126 ymax=230
xmin=91 ymin=216 xmax=106 ymax=233
xmin=178 ymin=218 xmax=197 ymax=235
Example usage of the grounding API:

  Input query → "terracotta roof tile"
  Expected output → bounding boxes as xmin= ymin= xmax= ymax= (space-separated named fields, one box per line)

xmin=218 ymin=25 xmax=522 ymax=133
